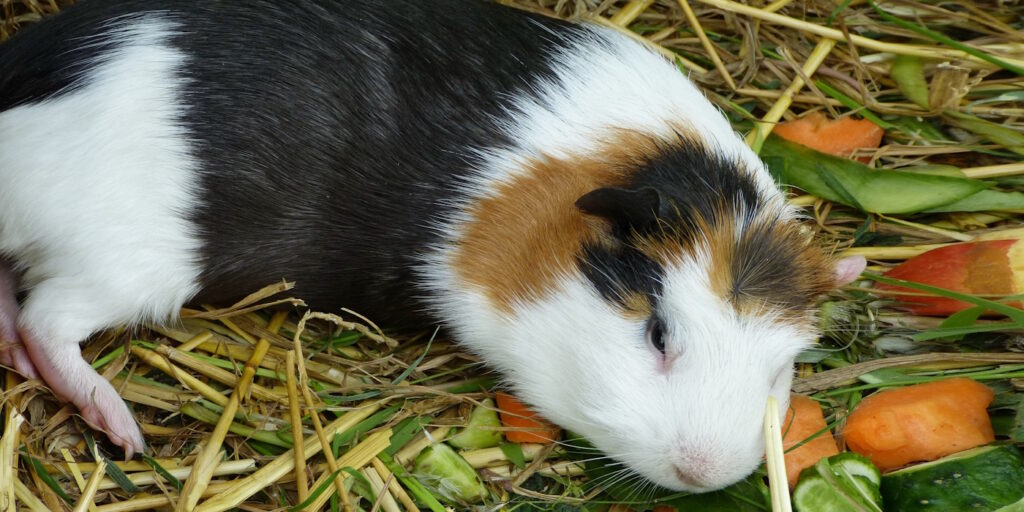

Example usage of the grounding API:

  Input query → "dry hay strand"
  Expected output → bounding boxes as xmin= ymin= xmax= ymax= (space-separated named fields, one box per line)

xmin=3 ymin=0 xmax=1024 ymax=510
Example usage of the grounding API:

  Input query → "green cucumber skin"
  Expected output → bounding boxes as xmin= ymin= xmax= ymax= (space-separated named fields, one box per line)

xmin=881 ymin=445 xmax=1024 ymax=512
xmin=412 ymin=443 xmax=488 ymax=503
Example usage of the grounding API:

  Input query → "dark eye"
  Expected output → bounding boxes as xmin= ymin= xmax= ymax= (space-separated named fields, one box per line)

xmin=646 ymin=317 xmax=666 ymax=354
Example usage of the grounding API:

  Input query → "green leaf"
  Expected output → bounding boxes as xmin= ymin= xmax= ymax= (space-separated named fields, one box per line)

xmin=889 ymin=56 xmax=930 ymax=109
xmin=24 ymin=454 xmax=74 ymax=504
xmin=333 ymin=404 xmax=402 ymax=447
xmin=392 ymin=328 xmax=438 ymax=385
xmin=84 ymin=431 xmax=139 ymax=493
xmin=289 ymin=467 xmax=346 ymax=512
xmin=867 ymin=0 xmax=1024 ymax=77
xmin=142 ymin=454 xmax=182 ymax=491
xmin=101 ymin=457 xmax=140 ymax=494
xmin=761 ymin=135 xmax=989 ymax=213
xmin=886 ymin=116 xmax=949 ymax=142
xmin=945 ymin=111 xmax=1024 ymax=156
xmin=896 ymin=164 xmax=965 ymax=178
xmin=815 ymin=80 xmax=894 ymax=129
xmin=921 ymin=188 xmax=1024 ymax=211
xmin=180 ymin=401 xmax=292 ymax=448
xmin=665 ymin=473 xmax=770 ymax=511
xmin=499 ymin=441 xmax=527 ymax=469
xmin=342 ymin=466 xmax=377 ymax=502
xmin=378 ymin=453 xmax=447 ymax=512
xmin=385 ymin=415 xmax=434 ymax=456
xmin=413 ymin=444 xmax=488 ymax=503
xmin=936 ymin=306 xmax=986 ymax=341
xmin=865 ymin=273 xmax=1024 ymax=324
xmin=817 ymin=163 xmax=867 ymax=211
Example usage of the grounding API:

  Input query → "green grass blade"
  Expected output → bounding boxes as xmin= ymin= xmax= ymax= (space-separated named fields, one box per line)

xmin=814 ymin=80 xmax=894 ymax=129
xmin=24 ymin=454 xmax=74 ymax=504
xmin=867 ymin=0 xmax=1024 ymax=76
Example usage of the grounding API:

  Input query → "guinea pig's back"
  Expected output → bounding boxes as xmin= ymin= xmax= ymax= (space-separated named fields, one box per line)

xmin=178 ymin=1 xmax=584 ymax=321
xmin=0 ymin=0 xmax=588 ymax=326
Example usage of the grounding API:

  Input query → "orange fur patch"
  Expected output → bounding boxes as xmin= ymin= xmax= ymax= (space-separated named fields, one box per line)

xmin=453 ymin=131 xmax=688 ymax=313
xmin=454 ymin=155 xmax=628 ymax=312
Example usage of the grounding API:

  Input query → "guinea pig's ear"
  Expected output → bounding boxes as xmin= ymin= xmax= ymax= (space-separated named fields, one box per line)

xmin=834 ymin=255 xmax=866 ymax=286
xmin=575 ymin=186 xmax=664 ymax=232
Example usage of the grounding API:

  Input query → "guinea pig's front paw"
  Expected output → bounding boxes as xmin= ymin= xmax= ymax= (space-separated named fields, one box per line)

xmin=20 ymin=330 xmax=145 ymax=460
xmin=78 ymin=390 xmax=146 ymax=460
xmin=0 ymin=340 xmax=40 ymax=380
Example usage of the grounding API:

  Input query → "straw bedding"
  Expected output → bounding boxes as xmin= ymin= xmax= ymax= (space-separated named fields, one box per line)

xmin=1 ymin=0 xmax=1023 ymax=510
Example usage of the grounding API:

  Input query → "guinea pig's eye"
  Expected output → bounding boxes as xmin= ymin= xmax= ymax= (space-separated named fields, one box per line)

xmin=646 ymin=317 xmax=666 ymax=354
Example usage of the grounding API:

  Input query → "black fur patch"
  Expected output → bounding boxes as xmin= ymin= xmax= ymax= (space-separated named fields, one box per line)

xmin=730 ymin=217 xmax=831 ymax=312
xmin=0 ymin=2 xmax=126 ymax=110
xmin=579 ymin=242 xmax=664 ymax=313
xmin=173 ymin=1 xmax=587 ymax=327
xmin=629 ymin=139 xmax=763 ymax=235
xmin=0 ymin=0 xmax=593 ymax=328
xmin=577 ymin=139 xmax=765 ymax=313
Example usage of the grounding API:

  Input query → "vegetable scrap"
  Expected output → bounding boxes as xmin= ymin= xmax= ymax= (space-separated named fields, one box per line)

xmin=843 ymin=378 xmax=996 ymax=472
xmin=773 ymin=112 xmax=884 ymax=162
xmin=494 ymin=391 xmax=562 ymax=445
xmin=782 ymin=395 xmax=840 ymax=489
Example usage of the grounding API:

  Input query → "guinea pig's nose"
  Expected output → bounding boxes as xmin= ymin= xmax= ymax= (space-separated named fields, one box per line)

xmin=674 ymin=464 xmax=711 ymax=488
xmin=673 ymin=453 xmax=714 ymax=489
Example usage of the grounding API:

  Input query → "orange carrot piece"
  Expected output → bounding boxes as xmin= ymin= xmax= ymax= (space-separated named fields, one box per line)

xmin=773 ymin=112 xmax=884 ymax=161
xmin=874 ymin=238 xmax=1024 ymax=316
xmin=494 ymin=391 xmax=561 ymax=444
xmin=842 ymin=378 xmax=995 ymax=472
xmin=782 ymin=395 xmax=839 ymax=489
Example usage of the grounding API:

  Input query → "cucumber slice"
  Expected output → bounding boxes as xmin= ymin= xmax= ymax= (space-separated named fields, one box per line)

xmin=996 ymin=497 xmax=1024 ymax=512
xmin=793 ymin=454 xmax=882 ymax=512
xmin=882 ymin=444 xmax=1024 ymax=512
xmin=412 ymin=443 xmax=488 ymax=504
xmin=830 ymin=452 xmax=882 ymax=487
xmin=447 ymin=398 xmax=502 ymax=450
xmin=794 ymin=475 xmax=865 ymax=512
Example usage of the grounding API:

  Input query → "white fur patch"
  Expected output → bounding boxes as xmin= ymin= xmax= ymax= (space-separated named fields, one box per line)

xmin=0 ymin=15 xmax=200 ymax=342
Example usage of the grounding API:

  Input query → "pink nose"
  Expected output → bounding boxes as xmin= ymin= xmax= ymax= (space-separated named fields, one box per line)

xmin=674 ymin=462 xmax=713 ymax=488
xmin=675 ymin=452 xmax=716 ymax=487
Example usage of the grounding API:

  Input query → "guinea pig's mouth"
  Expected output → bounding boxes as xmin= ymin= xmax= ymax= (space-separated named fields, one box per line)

xmin=610 ymin=441 xmax=764 ymax=495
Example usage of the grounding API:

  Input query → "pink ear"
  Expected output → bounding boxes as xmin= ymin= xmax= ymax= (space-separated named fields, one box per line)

xmin=834 ymin=255 xmax=866 ymax=286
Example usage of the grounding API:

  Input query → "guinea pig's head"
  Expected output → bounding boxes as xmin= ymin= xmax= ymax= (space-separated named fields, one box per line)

xmin=457 ymin=136 xmax=864 ymax=494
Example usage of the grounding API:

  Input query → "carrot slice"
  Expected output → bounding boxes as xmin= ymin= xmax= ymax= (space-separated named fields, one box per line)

xmin=494 ymin=392 xmax=561 ymax=444
xmin=842 ymin=378 xmax=995 ymax=472
xmin=773 ymin=112 xmax=884 ymax=161
xmin=782 ymin=395 xmax=839 ymax=489
xmin=874 ymin=238 xmax=1024 ymax=316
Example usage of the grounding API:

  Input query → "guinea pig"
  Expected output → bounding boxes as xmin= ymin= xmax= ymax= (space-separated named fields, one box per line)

xmin=0 ymin=0 xmax=864 ymax=493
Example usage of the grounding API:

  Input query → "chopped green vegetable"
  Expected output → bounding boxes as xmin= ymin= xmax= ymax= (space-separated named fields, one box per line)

xmin=830 ymin=452 xmax=881 ymax=488
xmin=761 ymin=135 xmax=989 ymax=213
xmin=890 ymin=56 xmax=930 ymax=109
xmin=413 ymin=443 xmax=488 ymax=504
xmin=447 ymin=399 xmax=502 ymax=449
xmin=897 ymin=164 xmax=964 ymax=178
xmin=925 ymin=189 xmax=1024 ymax=212
xmin=881 ymin=444 xmax=1024 ymax=512
xmin=946 ymin=111 xmax=1024 ymax=156
xmin=996 ymin=497 xmax=1024 ymax=512
xmin=793 ymin=453 xmax=882 ymax=512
